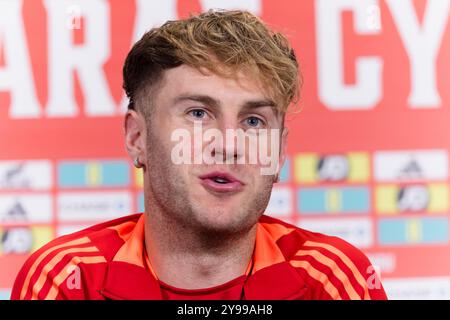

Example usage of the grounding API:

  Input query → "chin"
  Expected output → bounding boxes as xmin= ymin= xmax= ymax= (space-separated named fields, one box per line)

xmin=194 ymin=209 xmax=256 ymax=235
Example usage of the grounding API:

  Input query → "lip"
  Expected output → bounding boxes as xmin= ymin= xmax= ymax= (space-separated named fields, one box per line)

xmin=199 ymin=171 xmax=245 ymax=194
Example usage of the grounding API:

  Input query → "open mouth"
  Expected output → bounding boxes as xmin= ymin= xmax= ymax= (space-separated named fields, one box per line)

xmin=211 ymin=176 xmax=231 ymax=184
xmin=199 ymin=172 xmax=244 ymax=193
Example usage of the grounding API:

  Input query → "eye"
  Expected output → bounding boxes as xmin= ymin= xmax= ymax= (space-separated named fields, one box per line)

xmin=188 ymin=109 xmax=207 ymax=119
xmin=245 ymin=116 xmax=265 ymax=127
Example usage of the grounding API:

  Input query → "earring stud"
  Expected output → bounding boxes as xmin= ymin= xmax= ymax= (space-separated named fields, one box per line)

xmin=134 ymin=157 xmax=142 ymax=168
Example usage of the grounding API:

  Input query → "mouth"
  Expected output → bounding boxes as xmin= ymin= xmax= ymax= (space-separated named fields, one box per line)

xmin=199 ymin=171 xmax=245 ymax=194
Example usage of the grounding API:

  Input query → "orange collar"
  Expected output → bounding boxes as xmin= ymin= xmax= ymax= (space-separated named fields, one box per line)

xmin=101 ymin=214 xmax=308 ymax=300
xmin=112 ymin=214 xmax=292 ymax=274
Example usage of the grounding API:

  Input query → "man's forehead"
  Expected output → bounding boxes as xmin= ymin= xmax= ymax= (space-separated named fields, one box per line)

xmin=162 ymin=64 xmax=277 ymax=105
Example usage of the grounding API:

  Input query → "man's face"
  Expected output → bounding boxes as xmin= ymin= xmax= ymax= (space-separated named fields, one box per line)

xmin=132 ymin=64 xmax=288 ymax=235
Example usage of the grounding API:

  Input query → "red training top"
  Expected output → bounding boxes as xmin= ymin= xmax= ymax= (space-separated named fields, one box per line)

xmin=11 ymin=213 xmax=387 ymax=300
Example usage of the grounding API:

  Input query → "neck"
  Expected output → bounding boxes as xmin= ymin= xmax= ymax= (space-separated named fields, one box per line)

xmin=143 ymin=206 xmax=257 ymax=290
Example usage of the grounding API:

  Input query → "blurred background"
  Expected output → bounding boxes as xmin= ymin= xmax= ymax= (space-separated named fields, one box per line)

xmin=1 ymin=0 xmax=450 ymax=300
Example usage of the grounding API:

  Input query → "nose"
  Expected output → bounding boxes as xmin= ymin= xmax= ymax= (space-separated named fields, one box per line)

xmin=206 ymin=120 xmax=245 ymax=165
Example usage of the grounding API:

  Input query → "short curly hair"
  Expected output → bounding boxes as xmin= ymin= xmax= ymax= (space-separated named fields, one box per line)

xmin=123 ymin=9 xmax=301 ymax=115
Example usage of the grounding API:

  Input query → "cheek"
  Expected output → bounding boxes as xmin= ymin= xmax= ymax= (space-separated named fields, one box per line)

xmin=145 ymin=131 xmax=175 ymax=177
xmin=245 ymin=166 xmax=273 ymax=188
xmin=256 ymin=172 xmax=274 ymax=186
xmin=147 ymin=122 xmax=176 ymax=152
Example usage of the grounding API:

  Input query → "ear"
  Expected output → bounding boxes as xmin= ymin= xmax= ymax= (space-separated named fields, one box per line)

xmin=275 ymin=126 xmax=289 ymax=183
xmin=124 ymin=109 xmax=146 ymax=169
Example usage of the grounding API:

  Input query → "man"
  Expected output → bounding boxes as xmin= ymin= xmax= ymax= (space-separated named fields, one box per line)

xmin=12 ymin=10 xmax=386 ymax=300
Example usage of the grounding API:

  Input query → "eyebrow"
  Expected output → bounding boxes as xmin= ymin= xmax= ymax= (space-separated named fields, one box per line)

xmin=173 ymin=94 xmax=278 ymax=114
xmin=174 ymin=94 xmax=220 ymax=108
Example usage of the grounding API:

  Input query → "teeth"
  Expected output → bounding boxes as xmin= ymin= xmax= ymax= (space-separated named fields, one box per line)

xmin=213 ymin=177 xmax=229 ymax=184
